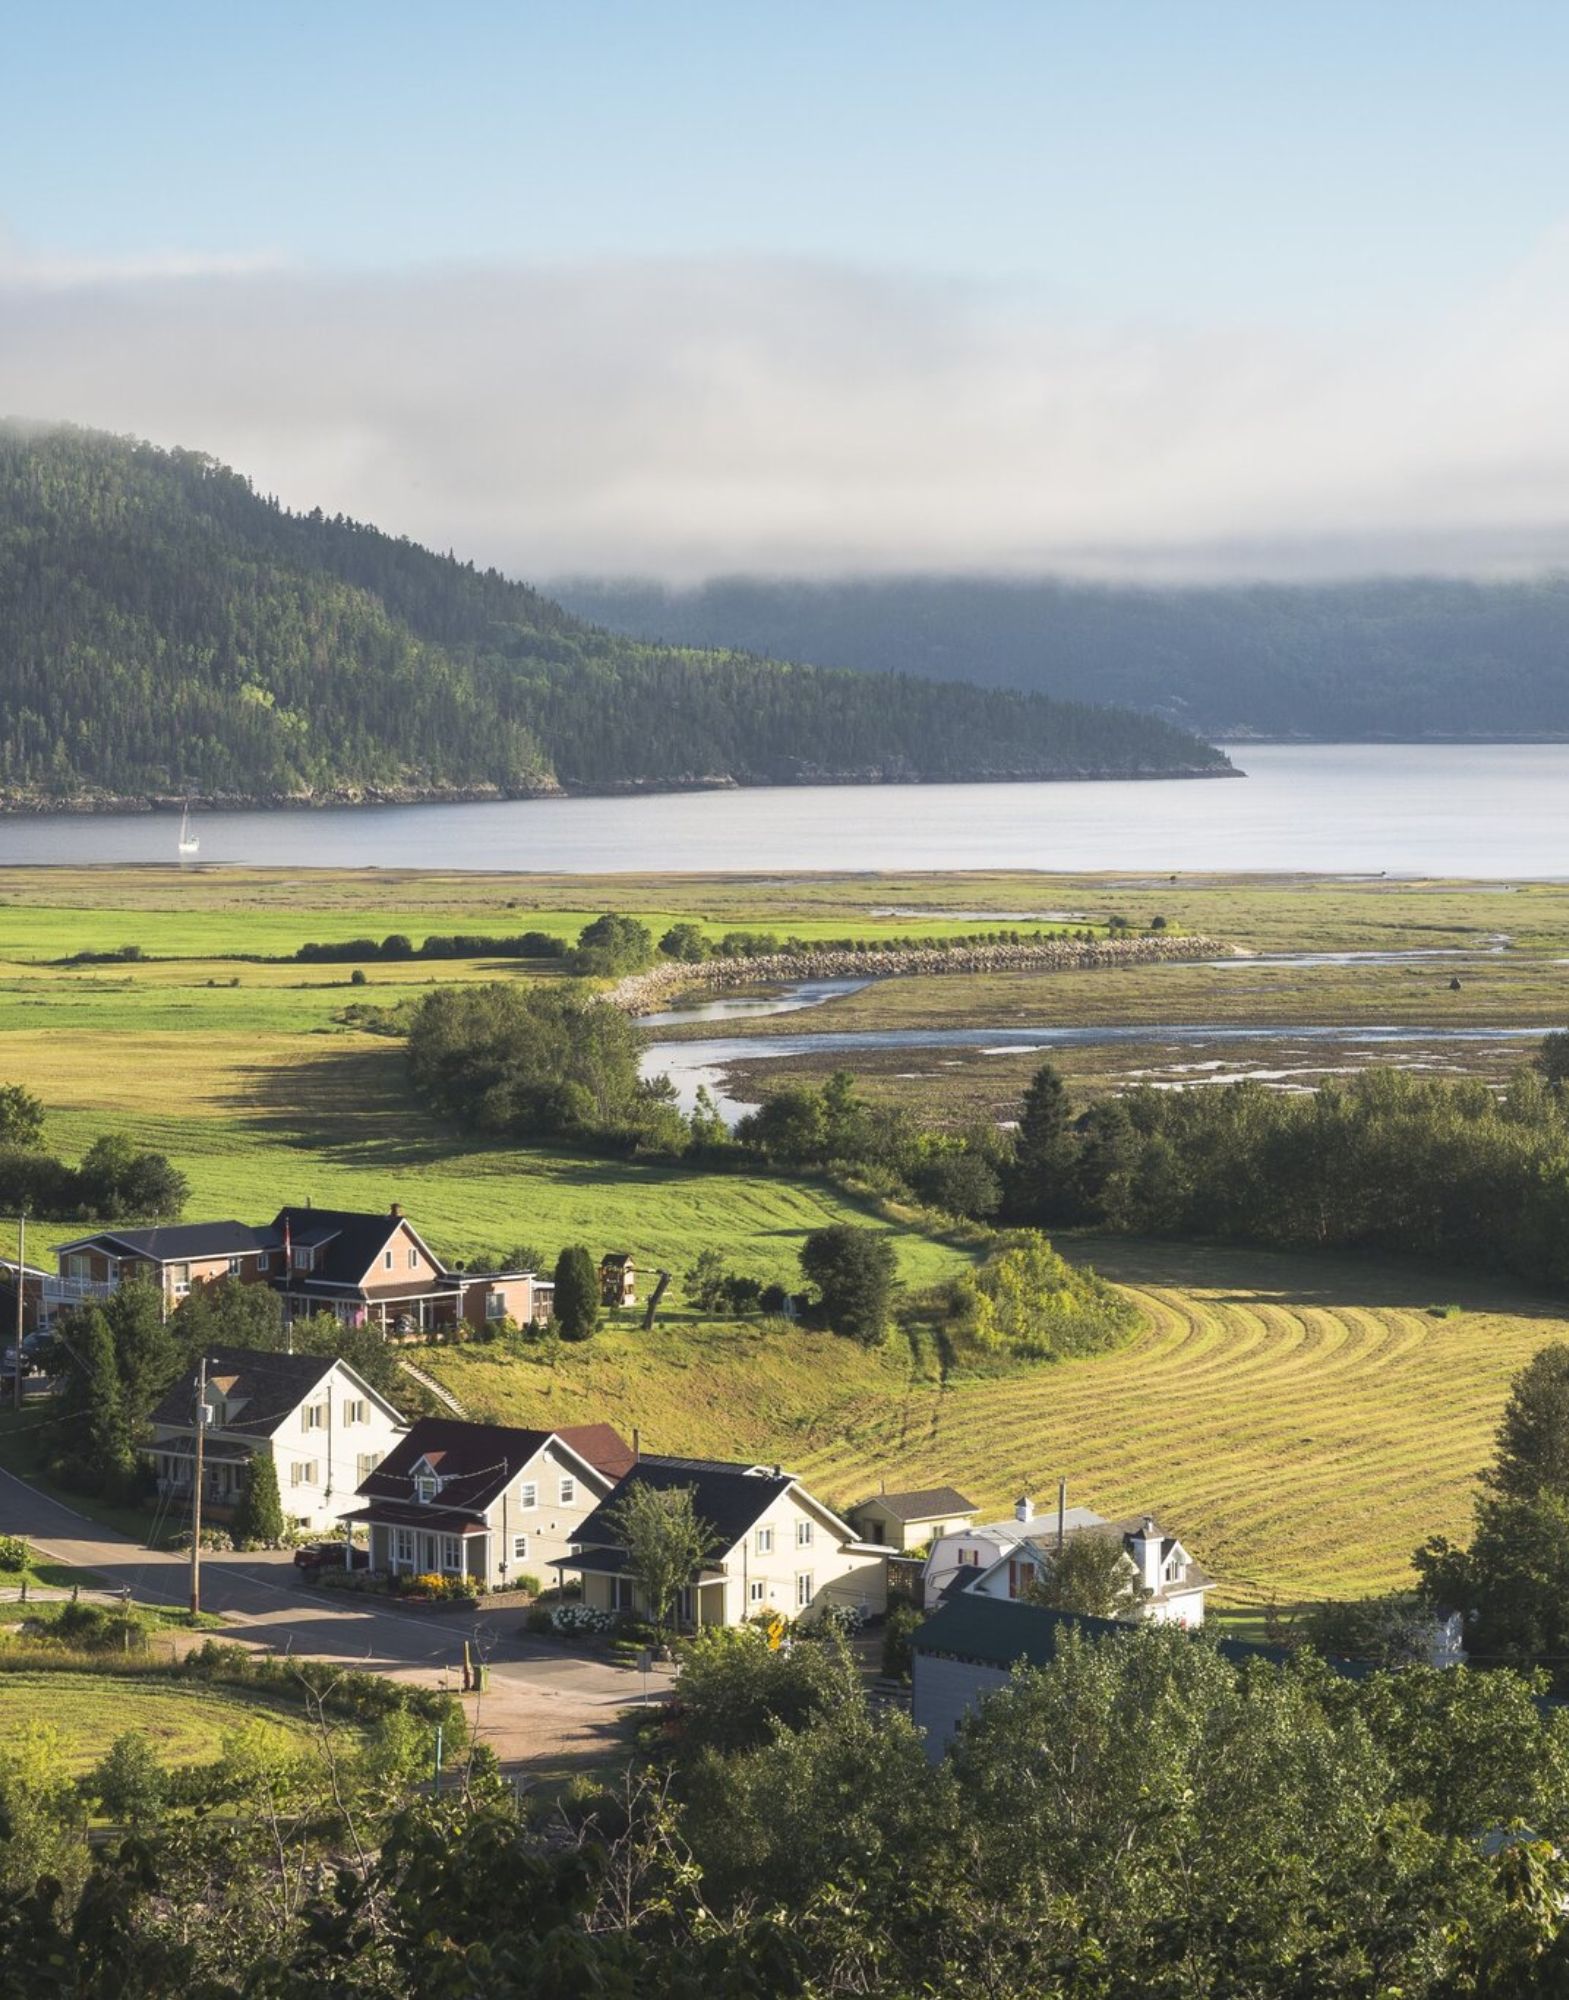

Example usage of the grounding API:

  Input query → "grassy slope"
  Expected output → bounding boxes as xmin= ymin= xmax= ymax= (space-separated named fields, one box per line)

xmin=427 ymin=1238 xmax=1569 ymax=1609
xmin=0 ymin=1673 xmax=321 ymax=1773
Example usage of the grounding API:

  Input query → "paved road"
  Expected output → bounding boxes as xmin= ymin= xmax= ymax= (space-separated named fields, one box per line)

xmin=0 ymin=1464 xmax=674 ymax=1768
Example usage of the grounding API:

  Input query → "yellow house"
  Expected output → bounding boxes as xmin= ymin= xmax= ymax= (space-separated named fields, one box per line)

xmin=850 ymin=1486 xmax=978 ymax=1554
xmin=562 ymin=1454 xmax=889 ymax=1628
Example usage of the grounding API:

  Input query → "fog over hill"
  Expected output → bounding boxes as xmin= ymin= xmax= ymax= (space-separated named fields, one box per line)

xmin=556 ymin=574 xmax=1569 ymax=742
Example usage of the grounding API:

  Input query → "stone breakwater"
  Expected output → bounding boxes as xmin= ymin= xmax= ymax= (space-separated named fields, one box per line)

xmin=608 ymin=935 xmax=1233 ymax=1013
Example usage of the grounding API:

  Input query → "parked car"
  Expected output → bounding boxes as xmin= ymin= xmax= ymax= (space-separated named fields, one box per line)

xmin=0 ymin=1331 xmax=54 ymax=1374
xmin=293 ymin=1540 xmax=370 ymax=1578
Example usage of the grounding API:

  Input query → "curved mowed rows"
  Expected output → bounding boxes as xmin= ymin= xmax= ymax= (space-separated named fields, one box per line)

xmin=788 ymin=1240 xmax=1569 ymax=1606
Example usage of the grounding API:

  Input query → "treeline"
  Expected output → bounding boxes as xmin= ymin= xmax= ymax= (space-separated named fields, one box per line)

xmin=1005 ymin=1047 xmax=1569 ymax=1292
xmin=560 ymin=570 xmax=1569 ymax=741
xmin=5 ymin=1616 xmax=1569 ymax=1993
xmin=0 ymin=425 xmax=1228 ymax=804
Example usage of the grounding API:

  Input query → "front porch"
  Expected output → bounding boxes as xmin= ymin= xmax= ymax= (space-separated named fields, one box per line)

xmin=369 ymin=1516 xmax=491 ymax=1585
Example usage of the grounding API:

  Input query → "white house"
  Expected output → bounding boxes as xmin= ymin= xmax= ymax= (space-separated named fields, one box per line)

xmin=924 ymin=1494 xmax=1107 ymax=1603
xmin=346 ymin=1416 xmax=635 ymax=1591
xmin=147 ymin=1346 xmax=408 ymax=1534
xmin=849 ymin=1485 xmax=978 ymax=1554
xmin=968 ymin=1513 xmax=1212 ymax=1628
xmin=561 ymin=1454 xmax=890 ymax=1629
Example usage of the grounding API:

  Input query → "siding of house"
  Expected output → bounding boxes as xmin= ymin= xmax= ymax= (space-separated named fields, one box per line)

xmin=580 ymin=1485 xmax=887 ymax=1627
xmin=853 ymin=1503 xmax=974 ymax=1552
xmin=369 ymin=1437 xmax=609 ymax=1589
xmin=356 ymin=1220 xmax=442 ymax=1295
xmin=149 ymin=1359 xmax=403 ymax=1534
xmin=459 ymin=1274 xmax=536 ymax=1333
xmin=911 ymin=1652 xmax=1009 ymax=1762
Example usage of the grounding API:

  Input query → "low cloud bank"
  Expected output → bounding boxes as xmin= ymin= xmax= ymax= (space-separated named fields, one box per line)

xmin=6 ymin=242 xmax=1569 ymax=583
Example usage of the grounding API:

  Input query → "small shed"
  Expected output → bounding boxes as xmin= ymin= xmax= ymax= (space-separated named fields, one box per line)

xmin=599 ymin=1252 xmax=637 ymax=1309
xmin=850 ymin=1486 xmax=978 ymax=1554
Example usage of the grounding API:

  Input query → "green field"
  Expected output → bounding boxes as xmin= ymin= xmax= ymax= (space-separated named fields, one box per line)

xmin=427 ymin=1236 xmax=1569 ymax=1609
xmin=0 ymin=1672 xmax=322 ymax=1774
xmin=4 ymin=866 xmax=1568 ymax=1611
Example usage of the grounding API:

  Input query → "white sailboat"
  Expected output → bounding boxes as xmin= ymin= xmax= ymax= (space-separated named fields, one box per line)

xmin=177 ymin=802 xmax=200 ymax=856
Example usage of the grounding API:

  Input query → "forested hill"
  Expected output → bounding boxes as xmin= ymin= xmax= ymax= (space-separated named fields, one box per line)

xmin=0 ymin=426 xmax=1229 ymax=806
xmin=556 ymin=574 xmax=1569 ymax=742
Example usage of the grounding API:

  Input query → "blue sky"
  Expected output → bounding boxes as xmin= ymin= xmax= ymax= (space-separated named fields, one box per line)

xmin=10 ymin=2 xmax=1566 ymax=318
xmin=4 ymin=3 xmax=1569 ymax=579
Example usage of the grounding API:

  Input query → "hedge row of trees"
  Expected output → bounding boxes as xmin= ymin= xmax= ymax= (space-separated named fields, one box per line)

xmin=1003 ymin=1046 xmax=1569 ymax=1292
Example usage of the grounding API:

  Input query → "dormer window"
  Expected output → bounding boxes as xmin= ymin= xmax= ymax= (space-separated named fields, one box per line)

xmin=415 ymin=1474 xmax=438 ymax=1504
xmin=293 ymin=1248 xmax=312 ymax=1272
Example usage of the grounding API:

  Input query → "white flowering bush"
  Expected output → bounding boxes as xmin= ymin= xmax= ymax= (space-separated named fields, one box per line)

xmin=552 ymin=1602 xmax=617 ymax=1635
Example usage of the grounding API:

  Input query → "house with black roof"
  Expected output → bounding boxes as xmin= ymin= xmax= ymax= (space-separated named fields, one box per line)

xmin=53 ymin=1203 xmax=546 ymax=1337
xmin=344 ymin=1415 xmax=635 ymax=1590
xmin=54 ymin=1221 xmax=276 ymax=1311
xmin=559 ymin=1453 xmax=890 ymax=1630
xmin=147 ymin=1345 xmax=408 ymax=1534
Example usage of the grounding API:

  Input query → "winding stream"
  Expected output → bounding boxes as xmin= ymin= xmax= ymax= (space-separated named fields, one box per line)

xmin=638 ymin=963 xmax=1543 ymax=1122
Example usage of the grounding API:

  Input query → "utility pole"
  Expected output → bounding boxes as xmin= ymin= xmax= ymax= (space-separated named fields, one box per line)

xmin=190 ymin=1354 xmax=208 ymax=1618
xmin=11 ymin=1213 xmax=23 ymax=1414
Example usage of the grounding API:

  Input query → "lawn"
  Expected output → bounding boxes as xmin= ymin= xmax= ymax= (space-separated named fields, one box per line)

xmin=0 ymin=1671 xmax=323 ymax=1773
xmin=428 ymin=1237 xmax=1569 ymax=1610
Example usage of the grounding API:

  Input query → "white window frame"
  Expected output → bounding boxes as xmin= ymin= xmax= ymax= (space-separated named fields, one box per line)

xmin=303 ymin=1403 xmax=325 ymax=1431
xmin=293 ymin=1247 xmax=311 ymax=1271
xmin=393 ymin=1527 xmax=414 ymax=1569
xmin=356 ymin=1450 xmax=379 ymax=1482
xmin=384 ymin=1250 xmax=393 ymax=1270
xmin=485 ymin=1291 xmax=507 ymax=1320
xmin=755 ymin=1525 xmax=773 ymax=1555
xmin=612 ymin=1576 xmax=635 ymax=1611
xmin=291 ymin=1460 xmax=317 ymax=1488
xmin=439 ymin=1535 xmax=462 ymax=1574
xmin=512 ymin=1533 xmax=529 ymax=1561
xmin=796 ymin=1519 xmax=813 ymax=1548
xmin=519 ymin=1481 xmax=538 ymax=1509
xmin=415 ymin=1474 xmax=438 ymax=1504
xmin=558 ymin=1475 xmax=576 ymax=1506
xmin=408 ymin=1246 xmax=418 ymax=1269
xmin=748 ymin=1580 xmax=766 ymax=1606
xmin=169 ymin=1263 xmax=190 ymax=1297
xmin=796 ymin=1571 xmax=814 ymax=1609
xmin=257 ymin=1250 xmax=270 ymax=1274
xmin=342 ymin=1398 xmax=367 ymax=1426
xmin=227 ymin=1256 xmax=243 ymax=1277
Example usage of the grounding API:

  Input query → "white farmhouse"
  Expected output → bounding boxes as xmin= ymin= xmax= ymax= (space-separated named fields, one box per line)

xmin=562 ymin=1454 xmax=890 ymax=1629
xmin=147 ymin=1346 xmax=408 ymax=1534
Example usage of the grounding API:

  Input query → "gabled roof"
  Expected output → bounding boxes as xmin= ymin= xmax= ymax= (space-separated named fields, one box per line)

xmin=912 ymin=1593 xmax=1369 ymax=1679
xmin=148 ymin=1346 xmax=393 ymax=1440
xmin=993 ymin=1519 xmax=1216 ymax=1601
xmin=355 ymin=1416 xmax=632 ymax=1517
xmin=271 ymin=1206 xmax=444 ymax=1288
xmin=572 ymin=1453 xmax=822 ymax=1558
xmin=857 ymin=1486 xmax=977 ymax=1523
xmin=55 ymin=1222 xmax=273 ymax=1263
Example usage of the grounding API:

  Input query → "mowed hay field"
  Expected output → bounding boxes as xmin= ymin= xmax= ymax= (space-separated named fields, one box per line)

xmin=431 ymin=1237 xmax=1569 ymax=1608
xmin=0 ymin=1673 xmax=321 ymax=1774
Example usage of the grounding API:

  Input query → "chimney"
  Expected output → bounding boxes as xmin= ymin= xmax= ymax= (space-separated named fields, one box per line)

xmin=1015 ymin=1494 xmax=1034 ymax=1525
xmin=632 ymin=1426 xmax=641 ymax=1464
xmin=389 ymin=1201 xmax=402 ymax=1219
xmin=1133 ymin=1516 xmax=1163 ymax=1595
